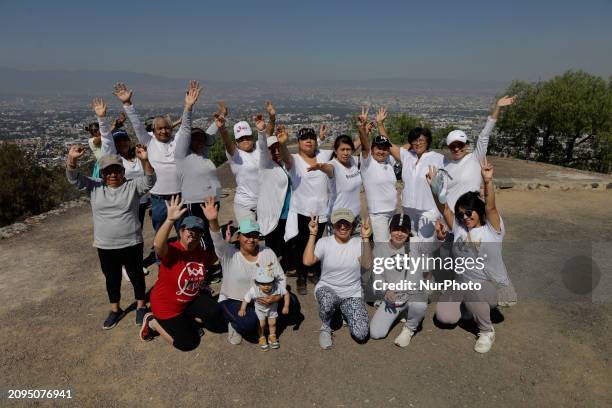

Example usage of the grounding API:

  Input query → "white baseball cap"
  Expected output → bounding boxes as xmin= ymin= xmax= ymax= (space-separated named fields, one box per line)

xmin=266 ymin=136 xmax=279 ymax=147
xmin=233 ymin=121 xmax=252 ymax=139
xmin=446 ymin=129 xmax=468 ymax=146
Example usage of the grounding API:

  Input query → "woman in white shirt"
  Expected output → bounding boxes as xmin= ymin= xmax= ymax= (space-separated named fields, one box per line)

xmin=357 ymin=107 xmax=400 ymax=243
xmin=219 ymin=113 xmax=260 ymax=223
xmin=303 ymin=208 xmax=372 ymax=349
xmin=427 ymin=159 xmax=512 ymax=353
xmin=278 ymin=126 xmax=333 ymax=295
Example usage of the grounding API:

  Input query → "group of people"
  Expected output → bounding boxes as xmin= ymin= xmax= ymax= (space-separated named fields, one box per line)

xmin=69 ymin=79 xmax=518 ymax=354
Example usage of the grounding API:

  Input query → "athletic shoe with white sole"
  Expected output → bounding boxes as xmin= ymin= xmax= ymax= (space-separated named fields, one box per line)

xmin=474 ymin=331 xmax=495 ymax=353
xmin=102 ymin=309 xmax=124 ymax=330
xmin=135 ymin=307 xmax=148 ymax=326
xmin=319 ymin=329 xmax=333 ymax=349
xmin=139 ymin=312 xmax=156 ymax=341
xmin=228 ymin=323 xmax=242 ymax=345
xmin=258 ymin=336 xmax=269 ymax=351
xmin=394 ymin=327 xmax=414 ymax=347
xmin=268 ymin=334 xmax=280 ymax=349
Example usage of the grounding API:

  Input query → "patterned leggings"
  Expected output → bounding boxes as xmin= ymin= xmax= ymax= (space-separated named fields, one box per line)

xmin=315 ymin=286 xmax=369 ymax=341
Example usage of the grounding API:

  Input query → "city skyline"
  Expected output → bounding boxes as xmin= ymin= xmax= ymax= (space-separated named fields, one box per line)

xmin=1 ymin=0 xmax=611 ymax=82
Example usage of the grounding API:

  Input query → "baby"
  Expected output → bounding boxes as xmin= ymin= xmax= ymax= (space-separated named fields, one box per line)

xmin=239 ymin=262 xmax=290 ymax=351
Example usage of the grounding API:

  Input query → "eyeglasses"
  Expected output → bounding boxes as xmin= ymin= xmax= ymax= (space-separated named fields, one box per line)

xmin=448 ymin=142 xmax=466 ymax=151
xmin=411 ymin=138 xmax=428 ymax=146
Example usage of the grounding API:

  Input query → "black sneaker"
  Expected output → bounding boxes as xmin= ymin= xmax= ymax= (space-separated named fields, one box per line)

xmin=135 ymin=307 xmax=148 ymax=326
xmin=103 ymin=309 xmax=124 ymax=330
xmin=297 ymin=278 xmax=307 ymax=295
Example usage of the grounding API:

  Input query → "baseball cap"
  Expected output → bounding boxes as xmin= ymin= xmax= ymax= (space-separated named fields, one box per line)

xmin=372 ymin=135 xmax=392 ymax=147
xmin=255 ymin=263 xmax=275 ymax=284
xmin=233 ymin=121 xmax=252 ymax=139
xmin=112 ymin=129 xmax=130 ymax=140
xmin=297 ymin=127 xmax=316 ymax=139
xmin=98 ymin=154 xmax=124 ymax=170
xmin=331 ymin=208 xmax=355 ymax=224
xmin=446 ymin=130 xmax=468 ymax=146
xmin=266 ymin=136 xmax=279 ymax=147
xmin=180 ymin=216 xmax=205 ymax=232
xmin=389 ymin=213 xmax=411 ymax=232
xmin=238 ymin=218 xmax=260 ymax=234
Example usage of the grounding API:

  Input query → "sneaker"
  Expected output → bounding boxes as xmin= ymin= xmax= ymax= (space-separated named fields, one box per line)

xmin=227 ymin=323 xmax=242 ymax=345
xmin=259 ymin=336 xmax=269 ymax=351
xmin=135 ymin=307 xmax=148 ymax=326
xmin=319 ymin=329 xmax=333 ymax=349
xmin=474 ymin=331 xmax=495 ymax=353
xmin=373 ymin=299 xmax=383 ymax=308
xmin=394 ymin=327 xmax=414 ymax=348
xmin=139 ymin=312 xmax=156 ymax=341
xmin=297 ymin=278 xmax=307 ymax=296
xmin=268 ymin=334 xmax=280 ymax=349
xmin=122 ymin=266 xmax=130 ymax=282
xmin=103 ymin=309 xmax=124 ymax=330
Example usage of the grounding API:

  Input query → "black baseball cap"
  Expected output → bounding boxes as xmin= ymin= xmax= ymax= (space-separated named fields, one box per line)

xmin=373 ymin=135 xmax=392 ymax=147
xmin=389 ymin=213 xmax=411 ymax=232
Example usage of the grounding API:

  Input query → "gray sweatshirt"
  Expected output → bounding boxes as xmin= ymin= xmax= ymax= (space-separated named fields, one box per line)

xmin=66 ymin=168 xmax=156 ymax=249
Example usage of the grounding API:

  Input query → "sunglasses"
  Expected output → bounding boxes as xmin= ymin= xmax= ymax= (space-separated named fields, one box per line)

xmin=334 ymin=220 xmax=353 ymax=230
xmin=456 ymin=209 xmax=475 ymax=219
xmin=299 ymin=134 xmax=316 ymax=141
xmin=448 ymin=142 xmax=466 ymax=151
xmin=242 ymin=232 xmax=260 ymax=240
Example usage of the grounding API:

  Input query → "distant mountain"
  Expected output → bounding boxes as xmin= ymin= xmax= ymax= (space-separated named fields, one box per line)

xmin=0 ymin=67 xmax=509 ymax=101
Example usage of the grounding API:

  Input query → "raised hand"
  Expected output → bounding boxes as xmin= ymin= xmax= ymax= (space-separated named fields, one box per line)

xmin=200 ymin=196 xmax=219 ymax=221
xmin=213 ymin=113 xmax=226 ymax=129
xmin=480 ymin=158 xmax=494 ymax=182
xmin=217 ymin=101 xmax=229 ymax=117
xmin=225 ymin=220 xmax=233 ymax=242
xmin=308 ymin=215 xmax=319 ymax=235
xmin=361 ymin=216 xmax=372 ymax=238
xmin=135 ymin=144 xmax=148 ymax=161
xmin=375 ymin=107 xmax=387 ymax=123
xmin=165 ymin=195 xmax=187 ymax=222
xmin=425 ymin=165 xmax=438 ymax=186
xmin=435 ymin=220 xmax=448 ymax=241
xmin=112 ymin=82 xmax=133 ymax=105
xmin=254 ymin=114 xmax=266 ymax=131
xmin=265 ymin=101 xmax=276 ymax=117
xmin=365 ymin=121 xmax=374 ymax=135
xmin=91 ymin=98 xmax=107 ymax=118
xmin=68 ymin=144 xmax=86 ymax=160
xmin=185 ymin=80 xmax=202 ymax=109
xmin=358 ymin=106 xmax=369 ymax=127
xmin=319 ymin=124 xmax=327 ymax=141
xmin=496 ymin=95 xmax=517 ymax=108
xmin=276 ymin=125 xmax=288 ymax=144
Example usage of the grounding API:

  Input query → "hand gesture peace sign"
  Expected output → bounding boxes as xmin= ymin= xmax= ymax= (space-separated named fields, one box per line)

xmin=308 ymin=215 xmax=319 ymax=235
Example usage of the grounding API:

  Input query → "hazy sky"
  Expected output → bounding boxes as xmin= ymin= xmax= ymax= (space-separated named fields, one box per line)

xmin=1 ymin=0 xmax=611 ymax=82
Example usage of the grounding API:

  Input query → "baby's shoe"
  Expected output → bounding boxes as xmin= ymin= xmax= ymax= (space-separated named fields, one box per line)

xmin=258 ymin=336 xmax=269 ymax=351
xmin=268 ymin=334 xmax=280 ymax=349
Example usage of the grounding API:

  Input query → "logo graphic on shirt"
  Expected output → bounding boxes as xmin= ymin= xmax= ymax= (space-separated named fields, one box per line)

xmin=176 ymin=262 xmax=205 ymax=297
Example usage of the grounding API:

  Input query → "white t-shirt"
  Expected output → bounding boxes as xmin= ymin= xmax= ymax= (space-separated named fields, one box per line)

xmin=289 ymin=150 xmax=333 ymax=217
xmin=147 ymin=138 xmax=181 ymax=195
xmin=227 ymin=147 xmax=260 ymax=209
xmin=314 ymin=236 xmax=362 ymax=299
xmin=451 ymin=216 xmax=509 ymax=286
xmin=360 ymin=152 xmax=397 ymax=214
xmin=400 ymin=147 xmax=444 ymax=211
xmin=329 ymin=157 xmax=362 ymax=217
xmin=444 ymin=117 xmax=496 ymax=210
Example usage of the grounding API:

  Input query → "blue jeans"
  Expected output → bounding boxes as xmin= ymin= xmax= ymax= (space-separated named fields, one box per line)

xmin=151 ymin=194 xmax=183 ymax=234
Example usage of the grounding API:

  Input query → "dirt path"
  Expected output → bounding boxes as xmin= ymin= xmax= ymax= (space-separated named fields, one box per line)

xmin=1 ymin=190 xmax=611 ymax=407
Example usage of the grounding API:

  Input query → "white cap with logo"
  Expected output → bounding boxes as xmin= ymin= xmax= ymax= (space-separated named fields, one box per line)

xmin=446 ymin=129 xmax=468 ymax=146
xmin=233 ymin=121 xmax=252 ymax=139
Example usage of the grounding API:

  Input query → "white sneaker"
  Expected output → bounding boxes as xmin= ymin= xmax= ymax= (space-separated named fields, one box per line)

xmin=122 ymin=266 xmax=130 ymax=282
xmin=319 ymin=329 xmax=333 ymax=349
xmin=227 ymin=323 xmax=242 ymax=345
xmin=394 ymin=327 xmax=414 ymax=347
xmin=474 ymin=331 xmax=495 ymax=353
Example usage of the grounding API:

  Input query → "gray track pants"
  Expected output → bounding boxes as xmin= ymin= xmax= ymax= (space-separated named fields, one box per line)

xmin=370 ymin=300 xmax=427 ymax=339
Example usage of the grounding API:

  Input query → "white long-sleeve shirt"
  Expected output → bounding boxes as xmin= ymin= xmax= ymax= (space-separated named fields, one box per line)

xmin=400 ymin=148 xmax=444 ymax=211
xmin=444 ymin=117 xmax=496 ymax=210
xmin=123 ymin=104 xmax=191 ymax=195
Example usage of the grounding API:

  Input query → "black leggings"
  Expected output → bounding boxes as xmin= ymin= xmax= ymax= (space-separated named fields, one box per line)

xmin=138 ymin=201 xmax=149 ymax=230
xmin=265 ymin=219 xmax=290 ymax=271
xmin=292 ymin=214 xmax=325 ymax=281
xmin=97 ymin=243 xmax=145 ymax=304
xmin=156 ymin=292 xmax=222 ymax=352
